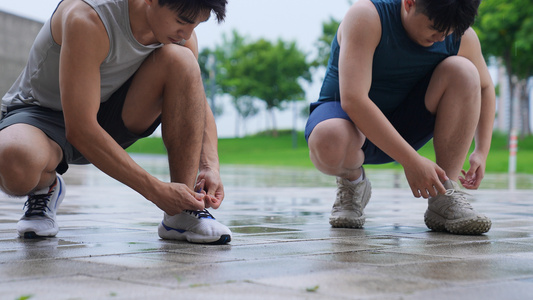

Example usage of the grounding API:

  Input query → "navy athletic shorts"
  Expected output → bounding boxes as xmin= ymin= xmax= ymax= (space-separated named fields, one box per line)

xmin=305 ymin=75 xmax=435 ymax=165
xmin=0 ymin=77 xmax=161 ymax=174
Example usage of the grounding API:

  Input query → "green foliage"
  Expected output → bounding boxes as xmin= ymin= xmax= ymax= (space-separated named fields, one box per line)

xmin=217 ymin=131 xmax=312 ymax=167
xmin=306 ymin=285 xmax=320 ymax=292
xmin=199 ymin=30 xmax=312 ymax=134
xmin=314 ymin=17 xmax=341 ymax=68
xmin=474 ymin=0 xmax=533 ymax=79
xmin=226 ymin=38 xmax=312 ymax=109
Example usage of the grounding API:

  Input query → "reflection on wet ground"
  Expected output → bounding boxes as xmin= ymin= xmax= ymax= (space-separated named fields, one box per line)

xmin=1 ymin=154 xmax=532 ymax=299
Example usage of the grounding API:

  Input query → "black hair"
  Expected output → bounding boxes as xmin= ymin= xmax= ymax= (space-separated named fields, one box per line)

xmin=158 ymin=0 xmax=227 ymax=23
xmin=415 ymin=0 xmax=481 ymax=37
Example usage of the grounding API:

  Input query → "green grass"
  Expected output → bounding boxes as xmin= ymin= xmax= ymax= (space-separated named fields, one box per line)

xmin=126 ymin=130 xmax=533 ymax=174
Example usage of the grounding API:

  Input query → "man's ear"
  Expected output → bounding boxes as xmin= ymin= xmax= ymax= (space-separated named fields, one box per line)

xmin=405 ymin=0 xmax=415 ymax=13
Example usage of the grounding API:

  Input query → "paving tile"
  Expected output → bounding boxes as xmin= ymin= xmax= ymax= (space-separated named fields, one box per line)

xmin=253 ymin=268 xmax=445 ymax=299
xmin=0 ymin=158 xmax=533 ymax=299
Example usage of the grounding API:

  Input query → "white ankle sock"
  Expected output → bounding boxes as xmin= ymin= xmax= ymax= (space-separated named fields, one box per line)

xmin=350 ymin=172 xmax=364 ymax=185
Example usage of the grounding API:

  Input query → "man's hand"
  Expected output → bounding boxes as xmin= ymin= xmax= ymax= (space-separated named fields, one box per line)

xmin=150 ymin=182 xmax=205 ymax=216
xmin=403 ymin=156 xmax=449 ymax=198
xmin=195 ymin=168 xmax=225 ymax=209
xmin=459 ymin=150 xmax=486 ymax=189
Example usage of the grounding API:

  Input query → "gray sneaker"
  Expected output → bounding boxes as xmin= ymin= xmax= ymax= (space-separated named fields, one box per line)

xmin=329 ymin=168 xmax=371 ymax=228
xmin=424 ymin=180 xmax=491 ymax=235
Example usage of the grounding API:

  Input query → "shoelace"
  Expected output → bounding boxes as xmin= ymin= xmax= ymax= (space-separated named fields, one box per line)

xmin=337 ymin=180 xmax=363 ymax=210
xmin=184 ymin=209 xmax=215 ymax=219
xmin=338 ymin=187 xmax=356 ymax=209
xmin=443 ymin=189 xmax=473 ymax=210
xmin=23 ymin=193 xmax=52 ymax=217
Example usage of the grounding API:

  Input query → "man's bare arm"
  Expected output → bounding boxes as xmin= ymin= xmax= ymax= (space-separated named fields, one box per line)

xmin=183 ymin=31 xmax=224 ymax=208
xmin=457 ymin=28 xmax=496 ymax=188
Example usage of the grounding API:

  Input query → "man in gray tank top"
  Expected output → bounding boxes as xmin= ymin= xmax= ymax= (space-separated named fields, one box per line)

xmin=0 ymin=0 xmax=232 ymax=245
xmin=305 ymin=0 xmax=495 ymax=235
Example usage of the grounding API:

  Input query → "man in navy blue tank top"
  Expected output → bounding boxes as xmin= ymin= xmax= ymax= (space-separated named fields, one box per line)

xmin=305 ymin=0 xmax=495 ymax=235
xmin=0 ymin=0 xmax=232 ymax=244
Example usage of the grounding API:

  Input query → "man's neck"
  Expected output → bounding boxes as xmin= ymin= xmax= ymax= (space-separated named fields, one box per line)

xmin=128 ymin=0 xmax=158 ymax=45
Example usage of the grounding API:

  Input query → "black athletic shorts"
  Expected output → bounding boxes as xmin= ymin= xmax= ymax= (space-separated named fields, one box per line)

xmin=305 ymin=74 xmax=436 ymax=165
xmin=0 ymin=77 xmax=161 ymax=174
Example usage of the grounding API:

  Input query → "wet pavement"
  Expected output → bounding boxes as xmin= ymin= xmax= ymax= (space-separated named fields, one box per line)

xmin=1 ymin=154 xmax=533 ymax=300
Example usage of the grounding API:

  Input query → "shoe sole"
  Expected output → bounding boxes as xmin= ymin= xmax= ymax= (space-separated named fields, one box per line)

xmin=329 ymin=215 xmax=365 ymax=229
xmin=197 ymin=234 xmax=231 ymax=245
xmin=158 ymin=223 xmax=232 ymax=245
xmin=424 ymin=210 xmax=492 ymax=235
xmin=21 ymin=231 xmax=57 ymax=239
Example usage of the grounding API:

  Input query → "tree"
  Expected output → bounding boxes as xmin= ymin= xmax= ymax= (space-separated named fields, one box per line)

xmin=199 ymin=31 xmax=261 ymax=135
xmin=474 ymin=0 xmax=533 ymax=136
xmin=232 ymin=96 xmax=259 ymax=137
xmin=225 ymin=38 xmax=312 ymax=136
xmin=198 ymin=48 xmax=223 ymax=118
xmin=216 ymin=31 xmax=261 ymax=136
xmin=314 ymin=17 xmax=341 ymax=68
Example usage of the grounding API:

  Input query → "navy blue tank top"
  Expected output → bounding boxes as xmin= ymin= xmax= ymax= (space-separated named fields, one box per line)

xmin=317 ymin=0 xmax=461 ymax=114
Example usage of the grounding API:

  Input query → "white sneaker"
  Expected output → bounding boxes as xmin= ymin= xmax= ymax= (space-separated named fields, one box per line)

xmin=17 ymin=174 xmax=65 ymax=238
xmin=158 ymin=209 xmax=232 ymax=244
xmin=425 ymin=180 xmax=491 ymax=235
xmin=329 ymin=168 xmax=372 ymax=228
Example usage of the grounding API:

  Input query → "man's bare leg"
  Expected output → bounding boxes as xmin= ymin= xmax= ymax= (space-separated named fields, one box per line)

xmin=121 ymin=44 xmax=231 ymax=244
xmin=0 ymin=123 xmax=65 ymax=238
xmin=308 ymin=117 xmax=371 ymax=228
xmin=426 ymin=56 xmax=481 ymax=180
xmin=424 ymin=56 xmax=490 ymax=234
xmin=0 ymin=124 xmax=62 ymax=196
xmin=121 ymin=45 xmax=205 ymax=189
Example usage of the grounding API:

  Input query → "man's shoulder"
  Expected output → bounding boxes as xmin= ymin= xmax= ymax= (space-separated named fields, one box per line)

xmin=341 ymin=0 xmax=381 ymax=37
xmin=348 ymin=0 xmax=379 ymax=17
xmin=53 ymin=1 xmax=109 ymax=60
xmin=54 ymin=0 xmax=104 ymax=31
xmin=344 ymin=0 xmax=380 ymax=26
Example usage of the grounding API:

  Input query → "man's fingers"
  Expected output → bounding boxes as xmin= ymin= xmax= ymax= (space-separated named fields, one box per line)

xmin=195 ymin=179 xmax=206 ymax=193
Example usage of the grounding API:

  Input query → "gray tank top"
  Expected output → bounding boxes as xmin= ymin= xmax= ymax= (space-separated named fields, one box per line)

xmin=2 ymin=0 xmax=162 ymax=112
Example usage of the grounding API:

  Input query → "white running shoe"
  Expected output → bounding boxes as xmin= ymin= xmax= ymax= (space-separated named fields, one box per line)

xmin=158 ymin=209 xmax=232 ymax=244
xmin=329 ymin=168 xmax=372 ymax=228
xmin=425 ymin=180 xmax=491 ymax=235
xmin=17 ymin=174 xmax=66 ymax=238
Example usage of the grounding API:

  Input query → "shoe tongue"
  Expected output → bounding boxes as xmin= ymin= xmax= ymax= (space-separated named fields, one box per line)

xmin=443 ymin=180 xmax=459 ymax=190
xmin=33 ymin=187 xmax=50 ymax=195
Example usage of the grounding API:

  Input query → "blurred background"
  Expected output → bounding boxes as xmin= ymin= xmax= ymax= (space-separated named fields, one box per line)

xmin=1 ymin=0 xmax=532 ymax=175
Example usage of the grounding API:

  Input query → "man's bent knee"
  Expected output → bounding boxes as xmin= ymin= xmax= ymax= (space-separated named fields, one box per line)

xmin=438 ymin=56 xmax=480 ymax=90
xmin=157 ymin=44 xmax=202 ymax=79
xmin=427 ymin=56 xmax=481 ymax=112
xmin=309 ymin=119 xmax=364 ymax=172
xmin=0 ymin=125 xmax=61 ymax=195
